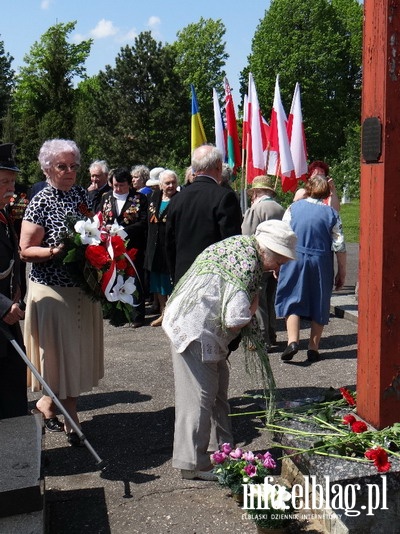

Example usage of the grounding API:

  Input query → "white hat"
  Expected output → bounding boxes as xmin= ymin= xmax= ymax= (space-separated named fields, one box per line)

xmin=146 ymin=167 xmax=165 ymax=186
xmin=254 ymin=220 xmax=297 ymax=260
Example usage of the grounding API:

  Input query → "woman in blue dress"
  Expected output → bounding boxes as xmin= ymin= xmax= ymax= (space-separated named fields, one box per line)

xmin=275 ymin=174 xmax=346 ymax=362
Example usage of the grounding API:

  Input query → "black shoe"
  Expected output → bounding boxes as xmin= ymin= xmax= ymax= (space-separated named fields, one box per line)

xmin=281 ymin=342 xmax=299 ymax=361
xmin=66 ymin=431 xmax=84 ymax=447
xmin=307 ymin=349 xmax=321 ymax=362
xmin=44 ymin=417 xmax=64 ymax=433
xmin=131 ymin=320 xmax=145 ymax=328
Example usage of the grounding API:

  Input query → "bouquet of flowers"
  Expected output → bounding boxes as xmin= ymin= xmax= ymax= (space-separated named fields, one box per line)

xmin=211 ymin=443 xmax=277 ymax=495
xmin=61 ymin=211 xmax=139 ymax=327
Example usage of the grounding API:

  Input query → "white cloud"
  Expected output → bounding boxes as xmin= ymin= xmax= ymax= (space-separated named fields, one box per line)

xmin=40 ymin=0 xmax=53 ymax=9
xmin=89 ymin=19 xmax=119 ymax=40
xmin=146 ymin=16 xmax=162 ymax=39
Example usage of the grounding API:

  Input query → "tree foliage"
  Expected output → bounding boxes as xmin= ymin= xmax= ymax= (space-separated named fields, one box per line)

xmin=242 ymin=0 xmax=363 ymax=164
xmin=0 ymin=37 xmax=15 ymax=130
xmin=11 ymin=21 xmax=91 ymax=183
xmin=87 ymin=32 xmax=188 ymax=170
xmin=172 ymin=17 xmax=228 ymax=138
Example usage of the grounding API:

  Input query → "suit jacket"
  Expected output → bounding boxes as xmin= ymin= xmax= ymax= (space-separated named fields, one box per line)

xmin=88 ymin=183 xmax=111 ymax=214
xmin=241 ymin=196 xmax=285 ymax=235
xmin=166 ymin=175 xmax=242 ymax=283
xmin=0 ymin=211 xmax=24 ymax=358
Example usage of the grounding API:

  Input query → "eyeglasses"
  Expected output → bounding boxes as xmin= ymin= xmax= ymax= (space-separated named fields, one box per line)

xmin=55 ymin=163 xmax=80 ymax=173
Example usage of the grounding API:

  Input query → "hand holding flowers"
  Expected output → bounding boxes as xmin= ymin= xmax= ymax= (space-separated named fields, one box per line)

xmin=61 ymin=211 xmax=139 ymax=326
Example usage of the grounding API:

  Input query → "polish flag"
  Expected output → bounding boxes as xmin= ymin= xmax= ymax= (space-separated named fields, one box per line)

xmin=266 ymin=75 xmax=294 ymax=191
xmin=246 ymin=73 xmax=266 ymax=183
xmin=286 ymin=82 xmax=308 ymax=190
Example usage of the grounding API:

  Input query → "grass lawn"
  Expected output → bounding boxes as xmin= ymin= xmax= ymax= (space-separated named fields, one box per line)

xmin=340 ymin=200 xmax=359 ymax=243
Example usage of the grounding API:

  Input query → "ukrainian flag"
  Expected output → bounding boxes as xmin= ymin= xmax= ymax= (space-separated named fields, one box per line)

xmin=191 ymin=84 xmax=207 ymax=151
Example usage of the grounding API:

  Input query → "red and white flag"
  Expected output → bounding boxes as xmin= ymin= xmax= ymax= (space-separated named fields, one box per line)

xmin=266 ymin=75 xmax=294 ymax=190
xmin=246 ymin=73 xmax=266 ymax=183
xmin=286 ymin=82 xmax=308 ymax=191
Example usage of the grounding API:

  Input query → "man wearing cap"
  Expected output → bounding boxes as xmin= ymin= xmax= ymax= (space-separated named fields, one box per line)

xmin=0 ymin=143 xmax=28 ymax=419
xmin=166 ymin=145 xmax=242 ymax=283
xmin=242 ymin=175 xmax=285 ymax=349
xmin=163 ymin=220 xmax=296 ymax=480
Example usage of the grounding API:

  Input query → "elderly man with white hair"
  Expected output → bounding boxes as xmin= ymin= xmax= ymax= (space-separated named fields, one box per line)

xmin=162 ymin=220 xmax=297 ymax=481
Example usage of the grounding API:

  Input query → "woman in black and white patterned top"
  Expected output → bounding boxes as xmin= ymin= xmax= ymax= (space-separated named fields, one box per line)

xmin=20 ymin=139 xmax=104 ymax=447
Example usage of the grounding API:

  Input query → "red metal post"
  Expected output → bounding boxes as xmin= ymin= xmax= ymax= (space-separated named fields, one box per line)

xmin=357 ymin=0 xmax=400 ymax=428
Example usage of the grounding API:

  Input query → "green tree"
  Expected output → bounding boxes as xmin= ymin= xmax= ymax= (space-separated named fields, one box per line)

xmin=90 ymin=31 xmax=188 ymax=170
xmin=11 ymin=21 xmax=92 ymax=184
xmin=0 ymin=37 xmax=15 ymax=139
xmin=242 ymin=0 xmax=362 ymax=164
xmin=172 ymin=17 xmax=228 ymax=138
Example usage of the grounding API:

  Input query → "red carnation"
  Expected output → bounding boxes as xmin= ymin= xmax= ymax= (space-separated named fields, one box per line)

xmin=365 ymin=447 xmax=391 ymax=472
xmin=351 ymin=421 xmax=368 ymax=433
xmin=111 ymin=235 xmax=126 ymax=257
xmin=116 ymin=258 xmax=128 ymax=271
xmin=85 ymin=245 xmax=110 ymax=269
xmin=126 ymin=247 xmax=138 ymax=262
xmin=340 ymin=387 xmax=356 ymax=406
xmin=342 ymin=414 xmax=357 ymax=426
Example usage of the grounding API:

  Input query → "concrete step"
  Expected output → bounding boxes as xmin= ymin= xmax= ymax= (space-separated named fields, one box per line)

xmin=0 ymin=413 xmax=44 ymax=533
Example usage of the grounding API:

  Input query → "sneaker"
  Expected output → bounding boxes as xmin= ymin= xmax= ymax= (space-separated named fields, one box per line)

xmin=181 ymin=468 xmax=217 ymax=481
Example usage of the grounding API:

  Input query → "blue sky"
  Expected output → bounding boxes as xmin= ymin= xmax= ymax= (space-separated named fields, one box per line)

xmin=1 ymin=0 xmax=270 ymax=103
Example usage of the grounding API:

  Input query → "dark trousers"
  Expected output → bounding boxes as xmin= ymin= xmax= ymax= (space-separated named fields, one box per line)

xmin=0 ymin=348 xmax=28 ymax=419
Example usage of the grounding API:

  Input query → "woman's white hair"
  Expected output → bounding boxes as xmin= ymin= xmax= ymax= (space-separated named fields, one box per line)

xmin=38 ymin=139 xmax=80 ymax=171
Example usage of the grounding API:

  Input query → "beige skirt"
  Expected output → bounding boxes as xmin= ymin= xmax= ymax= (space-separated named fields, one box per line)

xmin=24 ymin=281 xmax=104 ymax=398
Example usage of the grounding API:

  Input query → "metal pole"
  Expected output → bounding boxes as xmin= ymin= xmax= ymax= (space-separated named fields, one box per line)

xmin=0 ymin=323 xmax=105 ymax=467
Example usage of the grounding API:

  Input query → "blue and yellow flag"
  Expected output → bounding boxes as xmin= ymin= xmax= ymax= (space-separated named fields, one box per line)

xmin=191 ymin=84 xmax=207 ymax=151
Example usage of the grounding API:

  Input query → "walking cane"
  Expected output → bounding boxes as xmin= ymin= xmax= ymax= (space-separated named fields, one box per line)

xmin=0 ymin=321 xmax=106 ymax=469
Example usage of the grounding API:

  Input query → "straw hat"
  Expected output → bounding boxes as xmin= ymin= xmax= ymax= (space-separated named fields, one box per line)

xmin=248 ymin=175 xmax=276 ymax=196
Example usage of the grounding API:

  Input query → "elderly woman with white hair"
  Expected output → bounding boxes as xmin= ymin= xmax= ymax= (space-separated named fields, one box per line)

xmin=20 ymin=139 xmax=104 ymax=447
xmin=162 ymin=219 xmax=297 ymax=481
xmin=144 ymin=169 xmax=179 ymax=326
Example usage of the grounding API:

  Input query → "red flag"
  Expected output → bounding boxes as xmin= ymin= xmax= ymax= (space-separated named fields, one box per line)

xmin=266 ymin=75 xmax=295 ymax=192
xmin=287 ymin=82 xmax=308 ymax=190
xmin=224 ymin=78 xmax=241 ymax=175
xmin=246 ymin=73 xmax=266 ymax=183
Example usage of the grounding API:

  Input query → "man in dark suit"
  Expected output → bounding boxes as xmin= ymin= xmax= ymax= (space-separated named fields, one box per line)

xmin=166 ymin=145 xmax=242 ymax=283
xmin=0 ymin=143 xmax=28 ymax=419
xmin=87 ymin=160 xmax=111 ymax=213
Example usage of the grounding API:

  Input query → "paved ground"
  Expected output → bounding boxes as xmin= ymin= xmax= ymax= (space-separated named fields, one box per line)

xmin=28 ymin=244 xmax=359 ymax=534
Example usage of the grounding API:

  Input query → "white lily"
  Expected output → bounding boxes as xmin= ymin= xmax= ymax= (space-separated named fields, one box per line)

xmin=75 ymin=217 xmax=102 ymax=245
xmin=108 ymin=221 xmax=128 ymax=240
xmin=107 ymin=275 xmax=136 ymax=305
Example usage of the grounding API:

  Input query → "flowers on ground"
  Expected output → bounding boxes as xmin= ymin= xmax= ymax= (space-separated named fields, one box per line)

xmin=253 ymin=387 xmax=400 ymax=473
xmin=210 ymin=443 xmax=277 ymax=495
xmin=61 ymin=210 xmax=139 ymax=326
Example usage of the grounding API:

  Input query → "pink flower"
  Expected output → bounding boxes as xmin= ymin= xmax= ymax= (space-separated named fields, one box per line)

xmin=220 ymin=443 xmax=232 ymax=454
xmin=210 ymin=451 xmax=227 ymax=464
xmin=342 ymin=414 xmax=357 ymax=426
xmin=243 ymin=451 xmax=255 ymax=462
xmin=262 ymin=452 xmax=276 ymax=469
xmin=243 ymin=464 xmax=257 ymax=477
xmin=229 ymin=448 xmax=243 ymax=459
